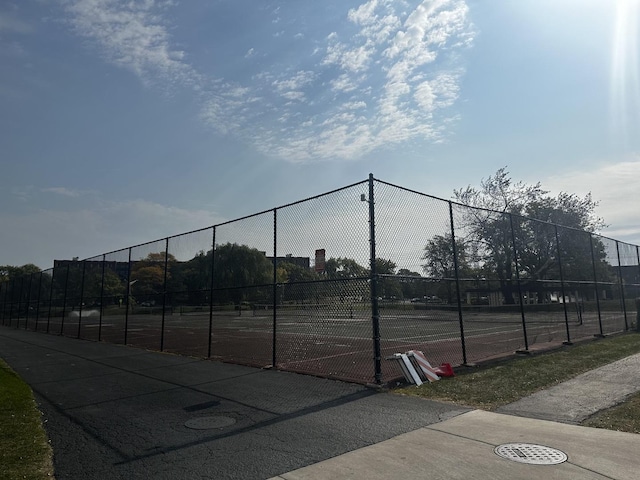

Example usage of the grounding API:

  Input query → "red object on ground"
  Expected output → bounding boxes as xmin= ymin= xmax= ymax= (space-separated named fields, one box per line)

xmin=434 ymin=363 xmax=455 ymax=377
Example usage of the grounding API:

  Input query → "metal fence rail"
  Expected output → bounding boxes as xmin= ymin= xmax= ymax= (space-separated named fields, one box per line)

xmin=2 ymin=174 xmax=639 ymax=385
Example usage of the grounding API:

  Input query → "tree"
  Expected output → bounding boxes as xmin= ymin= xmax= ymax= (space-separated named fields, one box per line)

xmin=0 ymin=264 xmax=41 ymax=283
xmin=452 ymin=167 xmax=607 ymax=304
xmin=324 ymin=257 xmax=368 ymax=279
xmin=130 ymin=252 xmax=178 ymax=299
xmin=76 ymin=267 xmax=126 ymax=304
xmin=375 ymin=258 xmax=402 ymax=299
xmin=173 ymin=250 xmax=211 ymax=305
xmin=421 ymin=234 xmax=475 ymax=303
xmin=276 ymin=261 xmax=320 ymax=304
xmin=422 ymin=235 xmax=472 ymax=280
xmin=324 ymin=257 xmax=402 ymax=299
xmin=396 ymin=269 xmax=423 ymax=299
xmin=276 ymin=262 xmax=318 ymax=284
xmin=520 ymin=194 xmax=609 ymax=282
xmin=0 ymin=264 xmax=43 ymax=312
xmin=212 ymin=243 xmax=273 ymax=305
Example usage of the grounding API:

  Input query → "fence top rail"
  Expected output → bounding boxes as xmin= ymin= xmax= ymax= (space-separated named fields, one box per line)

xmin=373 ymin=177 xmax=637 ymax=247
xmin=9 ymin=175 xmax=638 ymax=271
xmin=78 ymin=179 xmax=370 ymax=264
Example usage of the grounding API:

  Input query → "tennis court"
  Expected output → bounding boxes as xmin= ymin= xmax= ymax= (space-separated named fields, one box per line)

xmin=30 ymin=301 xmax=632 ymax=384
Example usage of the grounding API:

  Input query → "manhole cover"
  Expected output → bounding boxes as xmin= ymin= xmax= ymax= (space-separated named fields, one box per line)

xmin=494 ymin=443 xmax=567 ymax=465
xmin=184 ymin=416 xmax=236 ymax=430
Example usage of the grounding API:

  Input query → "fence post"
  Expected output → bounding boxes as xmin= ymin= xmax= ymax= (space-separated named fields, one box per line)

xmin=2 ymin=281 xmax=7 ymax=325
xmin=47 ymin=269 xmax=54 ymax=333
xmin=367 ymin=174 xmax=382 ymax=384
xmin=0 ymin=281 xmax=5 ymax=325
xmin=15 ymin=276 xmax=24 ymax=329
xmin=555 ymin=225 xmax=572 ymax=345
xmin=160 ymin=238 xmax=169 ymax=352
xmin=77 ymin=261 xmax=87 ymax=339
xmin=208 ymin=227 xmax=216 ymax=358
xmin=60 ymin=264 xmax=70 ymax=335
xmin=124 ymin=247 xmax=132 ymax=345
xmin=589 ymin=234 xmax=604 ymax=336
xmin=34 ymin=271 xmax=43 ymax=331
xmin=8 ymin=280 xmax=15 ymax=327
xmin=615 ymin=241 xmax=628 ymax=331
xmin=449 ymin=201 xmax=467 ymax=365
xmin=2 ymin=281 xmax=8 ymax=325
xmin=636 ymin=245 xmax=640 ymax=332
xmin=509 ymin=214 xmax=529 ymax=352
xmin=272 ymin=209 xmax=278 ymax=369
xmin=24 ymin=273 xmax=33 ymax=330
xmin=99 ymin=255 xmax=106 ymax=341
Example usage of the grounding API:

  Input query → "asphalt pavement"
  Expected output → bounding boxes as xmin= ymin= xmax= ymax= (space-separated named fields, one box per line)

xmin=2 ymin=327 xmax=640 ymax=480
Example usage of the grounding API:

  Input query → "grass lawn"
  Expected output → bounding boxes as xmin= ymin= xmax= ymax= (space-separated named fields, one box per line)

xmin=583 ymin=391 xmax=640 ymax=434
xmin=0 ymin=359 xmax=54 ymax=479
xmin=396 ymin=332 xmax=640 ymax=433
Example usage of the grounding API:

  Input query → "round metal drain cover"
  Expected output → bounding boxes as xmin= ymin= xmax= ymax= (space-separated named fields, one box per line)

xmin=494 ymin=443 xmax=567 ymax=465
xmin=184 ymin=416 xmax=236 ymax=430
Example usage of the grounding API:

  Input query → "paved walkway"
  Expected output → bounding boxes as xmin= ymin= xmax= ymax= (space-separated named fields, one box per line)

xmin=2 ymin=327 xmax=640 ymax=479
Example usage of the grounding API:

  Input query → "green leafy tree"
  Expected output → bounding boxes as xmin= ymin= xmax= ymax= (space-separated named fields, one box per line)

xmin=422 ymin=235 xmax=472 ymax=280
xmin=0 ymin=264 xmax=42 ymax=312
xmin=276 ymin=261 xmax=319 ymax=304
xmin=172 ymin=250 xmax=211 ymax=305
xmin=453 ymin=167 xmax=607 ymax=304
xmin=130 ymin=253 xmax=178 ymax=298
xmin=396 ymin=269 xmax=423 ymax=299
xmin=77 ymin=267 xmax=125 ymax=305
xmin=212 ymin=243 xmax=273 ymax=305
xmin=375 ymin=258 xmax=402 ymax=299
xmin=0 ymin=264 xmax=41 ymax=283
xmin=421 ymin=235 xmax=474 ymax=303
xmin=324 ymin=257 xmax=368 ymax=279
xmin=276 ymin=262 xmax=318 ymax=284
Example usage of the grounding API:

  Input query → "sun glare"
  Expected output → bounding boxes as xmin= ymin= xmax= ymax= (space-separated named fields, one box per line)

xmin=610 ymin=0 xmax=640 ymax=147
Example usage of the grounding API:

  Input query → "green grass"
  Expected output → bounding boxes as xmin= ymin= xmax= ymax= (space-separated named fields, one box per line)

xmin=396 ymin=333 xmax=640 ymax=412
xmin=583 ymin=391 xmax=640 ymax=434
xmin=0 ymin=359 xmax=54 ymax=479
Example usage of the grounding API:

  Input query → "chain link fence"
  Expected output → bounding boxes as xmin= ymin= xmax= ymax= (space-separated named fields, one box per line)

xmin=2 ymin=175 xmax=639 ymax=384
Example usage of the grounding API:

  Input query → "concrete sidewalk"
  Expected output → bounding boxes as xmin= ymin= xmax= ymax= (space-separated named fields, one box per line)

xmin=270 ymin=352 xmax=640 ymax=480
xmin=0 ymin=328 xmax=466 ymax=479
xmin=2 ymin=326 xmax=640 ymax=480
xmin=497 ymin=352 xmax=640 ymax=423
xmin=269 ymin=410 xmax=640 ymax=480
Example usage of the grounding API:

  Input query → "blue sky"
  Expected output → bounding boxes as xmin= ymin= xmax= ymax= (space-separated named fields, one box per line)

xmin=1 ymin=0 xmax=639 ymax=269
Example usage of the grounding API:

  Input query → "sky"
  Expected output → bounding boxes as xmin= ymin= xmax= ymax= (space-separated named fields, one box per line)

xmin=1 ymin=0 xmax=639 ymax=270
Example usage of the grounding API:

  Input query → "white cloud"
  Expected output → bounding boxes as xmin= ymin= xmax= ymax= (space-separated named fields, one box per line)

xmin=330 ymin=73 xmax=359 ymax=93
xmin=41 ymin=187 xmax=84 ymax=197
xmin=272 ymin=70 xmax=316 ymax=95
xmin=542 ymin=157 xmax=640 ymax=245
xmin=342 ymin=101 xmax=367 ymax=110
xmin=280 ymin=91 xmax=305 ymax=101
xmin=414 ymin=80 xmax=435 ymax=110
xmin=254 ymin=0 xmax=473 ymax=161
xmin=60 ymin=0 xmax=473 ymax=163
xmin=323 ymin=37 xmax=375 ymax=73
xmin=60 ymin=0 xmax=201 ymax=87
xmin=348 ymin=0 xmax=379 ymax=26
